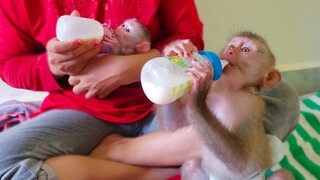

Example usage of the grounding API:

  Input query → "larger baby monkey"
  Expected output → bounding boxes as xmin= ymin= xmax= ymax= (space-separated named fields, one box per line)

xmin=157 ymin=31 xmax=282 ymax=179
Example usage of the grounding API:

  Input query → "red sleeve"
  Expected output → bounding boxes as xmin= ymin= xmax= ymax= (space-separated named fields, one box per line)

xmin=0 ymin=1 xmax=64 ymax=91
xmin=154 ymin=0 xmax=204 ymax=51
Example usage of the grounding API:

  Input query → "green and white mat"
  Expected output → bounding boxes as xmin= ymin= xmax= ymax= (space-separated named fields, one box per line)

xmin=279 ymin=91 xmax=320 ymax=179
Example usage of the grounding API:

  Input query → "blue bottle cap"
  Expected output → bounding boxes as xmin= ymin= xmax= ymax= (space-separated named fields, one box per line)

xmin=198 ymin=50 xmax=222 ymax=80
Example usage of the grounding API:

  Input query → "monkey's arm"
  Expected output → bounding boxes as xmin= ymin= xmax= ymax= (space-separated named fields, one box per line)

xmin=156 ymin=100 xmax=189 ymax=132
xmin=184 ymin=59 xmax=264 ymax=170
xmin=187 ymin=103 xmax=252 ymax=170
xmin=186 ymin=58 xmax=270 ymax=173
xmin=187 ymin=93 xmax=270 ymax=173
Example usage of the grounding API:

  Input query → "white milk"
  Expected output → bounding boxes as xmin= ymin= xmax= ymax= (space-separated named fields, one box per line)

xmin=141 ymin=57 xmax=194 ymax=104
xmin=56 ymin=15 xmax=104 ymax=41
xmin=141 ymin=77 xmax=192 ymax=104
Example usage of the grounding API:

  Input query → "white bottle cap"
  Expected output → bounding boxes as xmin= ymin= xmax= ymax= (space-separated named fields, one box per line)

xmin=56 ymin=15 xmax=104 ymax=41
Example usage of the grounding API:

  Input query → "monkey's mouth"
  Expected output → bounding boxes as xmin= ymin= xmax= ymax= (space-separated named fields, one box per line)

xmin=221 ymin=60 xmax=234 ymax=73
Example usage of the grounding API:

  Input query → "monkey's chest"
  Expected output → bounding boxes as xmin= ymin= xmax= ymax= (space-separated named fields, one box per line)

xmin=209 ymin=95 xmax=253 ymax=129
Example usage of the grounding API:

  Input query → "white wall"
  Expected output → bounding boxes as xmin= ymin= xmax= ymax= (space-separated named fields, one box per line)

xmin=195 ymin=0 xmax=320 ymax=72
xmin=0 ymin=80 xmax=47 ymax=103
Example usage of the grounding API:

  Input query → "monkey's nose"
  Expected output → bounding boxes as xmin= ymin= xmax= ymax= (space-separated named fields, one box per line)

xmin=220 ymin=50 xmax=234 ymax=60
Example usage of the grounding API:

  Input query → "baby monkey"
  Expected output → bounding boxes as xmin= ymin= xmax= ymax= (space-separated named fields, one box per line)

xmin=102 ymin=18 xmax=151 ymax=55
xmin=157 ymin=31 xmax=281 ymax=179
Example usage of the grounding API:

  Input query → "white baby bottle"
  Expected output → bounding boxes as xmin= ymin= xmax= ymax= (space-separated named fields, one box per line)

xmin=141 ymin=51 xmax=226 ymax=105
xmin=56 ymin=15 xmax=104 ymax=41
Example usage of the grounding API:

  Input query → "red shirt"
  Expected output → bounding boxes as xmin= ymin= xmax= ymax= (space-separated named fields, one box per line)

xmin=0 ymin=0 xmax=204 ymax=123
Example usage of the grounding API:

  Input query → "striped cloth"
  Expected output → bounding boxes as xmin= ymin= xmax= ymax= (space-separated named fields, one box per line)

xmin=279 ymin=91 xmax=320 ymax=179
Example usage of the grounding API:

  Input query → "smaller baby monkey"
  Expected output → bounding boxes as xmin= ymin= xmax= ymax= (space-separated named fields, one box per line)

xmin=157 ymin=31 xmax=281 ymax=179
xmin=102 ymin=18 xmax=151 ymax=55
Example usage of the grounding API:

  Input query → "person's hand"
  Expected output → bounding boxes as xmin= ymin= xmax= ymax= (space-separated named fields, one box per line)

xmin=47 ymin=10 xmax=102 ymax=78
xmin=68 ymin=54 xmax=128 ymax=99
xmin=46 ymin=38 xmax=102 ymax=78
xmin=162 ymin=39 xmax=198 ymax=59
xmin=68 ymin=49 xmax=162 ymax=99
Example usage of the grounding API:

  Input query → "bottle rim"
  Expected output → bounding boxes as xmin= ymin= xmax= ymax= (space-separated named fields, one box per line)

xmin=198 ymin=51 xmax=222 ymax=80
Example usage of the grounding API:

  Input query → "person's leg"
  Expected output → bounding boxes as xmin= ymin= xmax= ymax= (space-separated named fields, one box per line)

xmin=89 ymin=80 xmax=301 ymax=179
xmin=89 ymin=113 xmax=159 ymax=159
xmin=42 ymin=113 xmax=180 ymax=179
xmin=90 ymin=126 xmax=201 ymax=167
xmin=46 ymin=155 xmax=180 ymax=180
xmin=0 ymin=109 xmax=122 ymax=179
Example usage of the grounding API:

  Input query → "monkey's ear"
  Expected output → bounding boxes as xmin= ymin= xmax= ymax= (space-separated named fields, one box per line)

xmin=136 ymin=41 xmax=151 ymax=53
xmin=262 ymin=69 xmax=281 ymax=89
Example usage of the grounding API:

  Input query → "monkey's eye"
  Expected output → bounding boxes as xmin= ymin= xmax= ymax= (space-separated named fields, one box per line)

xmin=241 ymin=47 xmax=250 ymax=52
xmin=229 ymin=45 xmax=236 ymax=49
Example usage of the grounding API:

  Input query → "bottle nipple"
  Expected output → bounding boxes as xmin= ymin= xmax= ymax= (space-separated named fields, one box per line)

xmin=220 ymin=59 xmax=229 ymax=69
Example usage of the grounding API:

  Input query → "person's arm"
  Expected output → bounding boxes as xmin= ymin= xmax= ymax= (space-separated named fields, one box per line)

xmin=90 ymin=128 xmax=201 ymax=167
xmin=0 ymin=1 xmax=60 ymax=91
xmin=155 ymin=0 xmax=204 ymax=51
xmin=69 ymin=49 xmax=161 ymax=99
xmin=69 ymin=0 xmax=204 ymax=99
xmin=0 ymin=4 xmax=100 ymax=92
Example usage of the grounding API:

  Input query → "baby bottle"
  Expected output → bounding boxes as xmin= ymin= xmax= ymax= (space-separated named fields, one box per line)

xmin=56 ymin=15 xmax=104 ymax=41
xmin=141 ymin=51 xmax=226 ymax=105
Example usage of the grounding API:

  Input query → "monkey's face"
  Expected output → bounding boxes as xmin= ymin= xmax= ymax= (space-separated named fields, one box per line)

xmin=220 ymin=37 xmax=264 ymax=85
xmin=115 ymin=19 xmax=139 ymax=47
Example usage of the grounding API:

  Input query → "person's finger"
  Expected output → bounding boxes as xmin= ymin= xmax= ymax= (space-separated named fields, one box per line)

xmin=70 ymin=10 xmax=80 ymax=16
xmin=97 ymin=87 xmax=115 ymax=99
xmin=171 ymin=46 xmax=185 ymax=58
xmin=72 ymin=83 xmax=88 ymax=95
xmin=47 ymin=38 xmax=82 ymax=53
xmin=68 ymin=76 xmax=80 ymax=86
xmin=74 ymin=45 xmax=101 ymax=62
xmin=85 ymin=90 xmax=98 ymax=99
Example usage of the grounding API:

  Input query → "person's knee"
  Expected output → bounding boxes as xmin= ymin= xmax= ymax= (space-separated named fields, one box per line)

xmin=0 ymin=159 xmax=46 ymax=180
xmin=90 ymin=134 xmax=124 ymax=159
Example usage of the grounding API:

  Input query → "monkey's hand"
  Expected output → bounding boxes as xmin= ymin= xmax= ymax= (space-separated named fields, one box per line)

xmin=103 ymin=36 xmax=122 ymax=54
xmin=185 ymin=59 xmax=213 ymax=105
xmin=163 ymin=39 xmax=198 ymax=59
xmin=102 ymin=23 xmax=116 ymax=38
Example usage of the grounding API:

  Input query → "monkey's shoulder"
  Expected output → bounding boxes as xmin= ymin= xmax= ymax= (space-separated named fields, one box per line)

xmin=212 ymin=91 xmax=262 ymax=111
xmin=209 ymin=91 xmax=264 ymax=126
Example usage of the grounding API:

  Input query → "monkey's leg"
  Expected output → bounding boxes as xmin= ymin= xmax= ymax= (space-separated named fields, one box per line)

xmin=181 ymin=157 xmax=209 ymax=180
